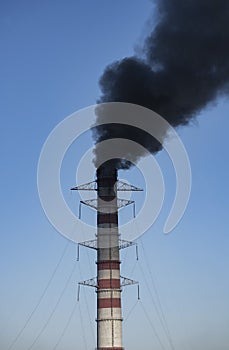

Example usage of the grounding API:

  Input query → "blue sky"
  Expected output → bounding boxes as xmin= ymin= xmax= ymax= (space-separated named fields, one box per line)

xmin=1 ymin=1 xmax=229 ymax=350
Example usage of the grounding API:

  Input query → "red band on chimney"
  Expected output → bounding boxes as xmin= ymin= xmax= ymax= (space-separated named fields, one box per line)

xmin=98 ymin=279 xmax=120 ymax=289
xmin=97 ymin=261 xmax=120 ymax=270
xmin=98 ymin=298 xmax=121 ymax=309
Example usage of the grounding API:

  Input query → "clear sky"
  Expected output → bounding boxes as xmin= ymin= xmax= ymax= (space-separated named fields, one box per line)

xmin=1 ymin=1 xmax=229 ymax=350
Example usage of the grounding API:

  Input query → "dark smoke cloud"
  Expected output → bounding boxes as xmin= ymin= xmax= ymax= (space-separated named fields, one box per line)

xmin=94 ymin=0 xmax=229 ymax=169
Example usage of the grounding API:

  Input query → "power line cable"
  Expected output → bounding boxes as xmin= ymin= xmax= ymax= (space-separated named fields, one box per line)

xmin=138 ymin=261 xmax=168 ymax=330
xmin=85 ymin=243 xmax=94 ymax=277
xmin=82 ymin=283 xmax=96 ymax=343
xmin=134 ymin=216 xmax=175 ymax=350
xmin=26 ymin=260 xmax=77 ymax=350
xmin=52 ymin=302 xmax=77 ymax=350
xmin=7 ymin=241 xmax=70 ymax=350
xmin=139 ymin=259 xmax=175 ymax=350
xmin=77 ymin=257 xmax=96 ymax=343
xmin=140 ymin=301 xmax=167 ymax=350
xmin=78 ymin=301 xmax=89 ymax=350
xmin=124 ymin=300 xmax=139 ymax=323
xmin=129 ymin=259 xmax=138 ymax=279
xmin=52 ymin=241 xmax=96 ymax=349
xmin=140 ymin=238 xmax=176 ymax=350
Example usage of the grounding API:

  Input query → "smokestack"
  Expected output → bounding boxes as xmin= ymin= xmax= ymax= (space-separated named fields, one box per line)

xmin=96 ymin=165 xmax=123 ymax=350
xmin=93 ymin=0 xmax=229 ymax=169
xmin=73 ymin=164 xmax=140 ymax=348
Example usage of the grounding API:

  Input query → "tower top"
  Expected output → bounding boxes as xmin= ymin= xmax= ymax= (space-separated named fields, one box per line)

xmin=96 ymin=162 xmax=118 ymax=181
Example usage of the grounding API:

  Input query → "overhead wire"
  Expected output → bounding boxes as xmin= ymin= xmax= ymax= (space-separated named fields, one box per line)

xmin=85 ymin=242 xmax=94 ymax=277
xmin=124 ymin=300 xmax=139 ymax=323
xmin=26 ymin=259 xmax=77 ymax=350
xmin=52 ymin=302 xmax=77 ymax=350
xmin=138 ymin=254 xmax=175 ymax=349
xmin=80 ymin=223 xmax=97 ymax=342
xmin=78 ymin=300 xmax=89 ymax=350
xmin=120 ymin=219 xmax=138 ymax=277
xmin=77 ymin=253 xmax=96 ymax=344
xmin=129 ymin=258 xmax=138 ymax=279
xmin=120 ymin=217 xmax=159 ymax=346
xmin=82 ymin=287 xmax=96 ymax=345
xmin=140 ymin=301 xmax=167 ymax=350
xmin=7 ymin=241 xmax=70 ymax=350
xmin=139 ymin=238 xmax=176 ymax=350
xmin=133 ymin=216 xmax=176 ymax=350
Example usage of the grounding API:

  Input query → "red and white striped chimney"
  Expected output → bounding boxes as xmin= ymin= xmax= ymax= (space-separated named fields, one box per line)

xmin=96 ymin=165 xmax=123 ymax=350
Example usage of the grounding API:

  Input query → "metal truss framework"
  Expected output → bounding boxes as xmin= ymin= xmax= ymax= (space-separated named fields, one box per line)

xmin=79 ymin=276 xmax=138 ymax=289
xmin=71 ymin=180 xmax=143 ymax=192
xmin=80 ymin=198 xmax=134 ymax=210
xmin=77 ymin=276 xmax=139 ymax=301
xmin=73 ymin=180 xmax=142 ymax=219
xmin=76 ymin=239 xmax=138 ymax=261
xmin=78 ymin=198 xmax=137 ymax=219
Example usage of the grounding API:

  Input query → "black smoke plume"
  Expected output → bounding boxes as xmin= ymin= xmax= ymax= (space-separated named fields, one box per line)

xmin=94 ymin=0 xmax=229 ymax=169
